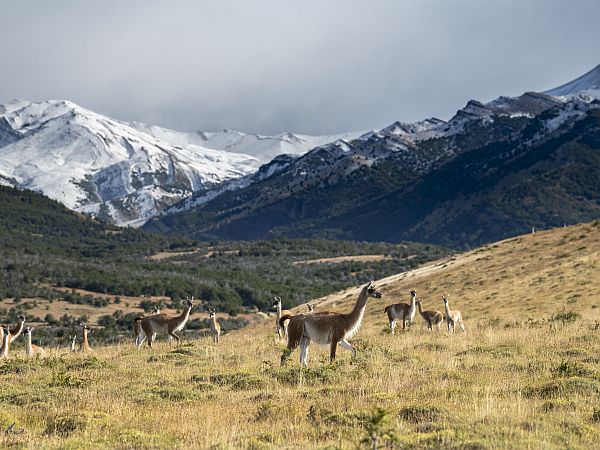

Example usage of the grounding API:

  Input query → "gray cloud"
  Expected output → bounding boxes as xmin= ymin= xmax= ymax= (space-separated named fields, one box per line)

xmin=1 ymin=0 xmax=599 ymax=135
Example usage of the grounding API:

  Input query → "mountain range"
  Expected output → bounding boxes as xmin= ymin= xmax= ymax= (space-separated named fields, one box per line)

xmin=144 ymin=63 xmax=600 ymax=247
xmin=0 ymin=100 xmax=359 ymax=226
xmin=2 ymin=63 xmax=599 ymax=247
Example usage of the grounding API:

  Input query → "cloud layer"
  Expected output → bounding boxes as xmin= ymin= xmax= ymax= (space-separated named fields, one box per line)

xmin=1 ymin=0 xmax=599 ymax=134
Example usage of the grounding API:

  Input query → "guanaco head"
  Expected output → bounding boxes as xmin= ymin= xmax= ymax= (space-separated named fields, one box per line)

xmin=2 ymin=325 xmax=11 ymax=336
xmin=69 ymin=335 xmax=76 ymax=343
xmin=442 ymin=295 xmax=449 ymax=306
xmin=80 ymin=323 xmax=93 ymax=334
xmin=152 ymin=305 xmax=161 ymax=314
xmin=307 ymin=303 xmax=314 ymax=312
xmin=134 ymin=316 xmax=143 ymax=323
xmin=185 ymin=296 xmax=195 ymax=308
xmin=23 ymin=326 xmax=33 ymax=336
xmin=367 ymin=281 xmax=382 ymax=299
xmin=18 ymin=315 xmax=26 ymax=322
xmin=272 ymin=296 xmax=282 ymax=309
xmin=410 ymin=290 xmax=417 ymax=297
xmin=209 ymin=309 xmax=216 ymax=319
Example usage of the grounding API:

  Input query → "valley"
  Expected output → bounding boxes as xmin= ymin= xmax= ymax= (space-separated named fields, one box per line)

xmin=1 ymin=221 xmax=598 ymax=449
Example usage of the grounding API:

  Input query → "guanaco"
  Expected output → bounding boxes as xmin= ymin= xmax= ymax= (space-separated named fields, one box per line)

xmin=0 ymin=326 xmax=11 ymax=358
xmin=68 ymin=335 xmax=77 ymax=352
xmin=281 ymin=281 xmax=382 ymax=367
xmin=273 ymin=296 xmax=290 ymax=340
xmin=140 ymin=297 xmax=195 ymax=348
xmin=209 ymin=309 xmax=221 ymax=344
xmin=79 ymin=323 xmax=93 ymax=352
xmin=416 ymin=299 xmax=444 ymax=331
xmin=442 ymin=295 xmax=465 ymax=333
xmin=24 ymin=327 xmax=45 ymax=357
xmin=384 ymin=290 xmax=417 ymax=334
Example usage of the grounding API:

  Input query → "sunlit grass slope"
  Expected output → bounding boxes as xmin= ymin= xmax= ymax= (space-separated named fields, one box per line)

xmin=1 ymin=221 xmax=599 ymax=449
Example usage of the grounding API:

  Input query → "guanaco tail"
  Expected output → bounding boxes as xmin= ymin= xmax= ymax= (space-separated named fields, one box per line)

xmin=281 ymin=281 xmax=382 ymax=367
xmin=384 ymin=290 xmax=417 ymax=334
xmin=139 ymin=297 xmax=195 ymax=348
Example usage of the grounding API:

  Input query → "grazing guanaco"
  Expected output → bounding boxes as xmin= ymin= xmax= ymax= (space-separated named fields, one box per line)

xmin=307 ymin=303 xmax=315 ymax=313
xmin=384 ymin=290 xmax=418 ymax=334
xmin=24 ymin=327 xmax=45 ymax=357
xmin=140 ymin=297 xmax=195 ymax=348
xmin=209 ymin=309 xmax=221 ymax=344
xmin=442 ymin=295 xmax=465 ymax=333
xmin=0 ymin=326 xmax=11 ymax=358
xmin=68 ymin=335 xmax=77 ymax=352
xmin=273 ymin=296 xmax=290 ymax=340
xmin=79 ymin=323 xmax=93 ymax=352
xmin=280 ymin=281 xmax=382 ymax=367
xmin=133 ymin=305 xmax=161 ymax=347
xmin=416 ymin=299 xmax=444 ymax=331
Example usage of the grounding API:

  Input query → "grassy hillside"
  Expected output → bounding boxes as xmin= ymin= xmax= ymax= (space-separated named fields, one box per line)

xmin=1 ymin=222 xmax=599 ymax=448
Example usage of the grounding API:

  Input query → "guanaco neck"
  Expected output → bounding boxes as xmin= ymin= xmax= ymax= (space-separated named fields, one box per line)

xmin=417 ymin=301 xmax=425 ymax=317
xmin=409 ymin=294 xmax=417 ymax=313
xmin=70 ymin=339 xmax=76 ymax=352
xmin=444 ymin=301 xmax=451 ymax=317
xmin=10 ymin=319 xmax=25 ymax=342
xmin=276 ymin=301 xmax=282 ymax=319
xmin=174 ymin=304 xmax=193 ymax=328
xmin=211 ymin=314 xmax=218 ymax=328
xmin=82 ymin=330 xmax=90 ymax=348
xmin=346 ymin=285 xmax=370 ymax=327
xmin=26 ymin=331 xmax=33 ymax=353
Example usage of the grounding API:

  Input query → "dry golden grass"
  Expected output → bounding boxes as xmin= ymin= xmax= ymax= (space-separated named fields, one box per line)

xmin=292 ymin=255 xmax=393 ymax=265
xmin=1 ymin=222 xmax=599 ymax=449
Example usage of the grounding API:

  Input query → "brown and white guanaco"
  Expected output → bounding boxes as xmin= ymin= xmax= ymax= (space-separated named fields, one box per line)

xmin=139 ymin=298 xmax=195 ymax=348
xmin=280 ymin=281 xmax=382 ymax=367
xmin=384 ymin=290 xmax=417 ymax=334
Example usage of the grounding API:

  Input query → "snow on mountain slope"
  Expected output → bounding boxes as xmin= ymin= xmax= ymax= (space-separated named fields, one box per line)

xmin=0 ymin=100 xmax=260 ymax=226
xmin=544 ymin=63 xmax=600 ymax=99
xmin=130 ymin=123 xmax=364 ymax=164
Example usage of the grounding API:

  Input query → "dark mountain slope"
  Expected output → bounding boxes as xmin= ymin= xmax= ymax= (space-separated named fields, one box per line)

xmin=312 ymin=108 xmax=600 ymax=247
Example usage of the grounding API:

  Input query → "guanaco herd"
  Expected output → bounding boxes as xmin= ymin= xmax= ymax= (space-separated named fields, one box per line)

xmin=0 ymin=283 xmax=465 ymax=367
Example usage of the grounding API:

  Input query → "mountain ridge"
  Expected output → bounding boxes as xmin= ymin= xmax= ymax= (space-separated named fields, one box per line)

xmin=0 ymin=99 xmax=359 ymax=226
xmin=145 ymin=64 xmax=600 ymax=247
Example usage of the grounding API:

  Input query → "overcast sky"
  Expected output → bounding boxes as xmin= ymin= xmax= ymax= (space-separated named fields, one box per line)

xmin=1 ymin=1 xmax=599 ymax=135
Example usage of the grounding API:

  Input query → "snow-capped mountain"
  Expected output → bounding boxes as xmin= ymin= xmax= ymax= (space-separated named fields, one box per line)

xmin=545 ymin=63 xmax=600 ymax=99
xmin=0 ymin=100 xmax=359 ymax=226
xmin=0 ymin=100 xmax=261 ymax=226
xmin=130 ymin=123 xmax=363 ymax=164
